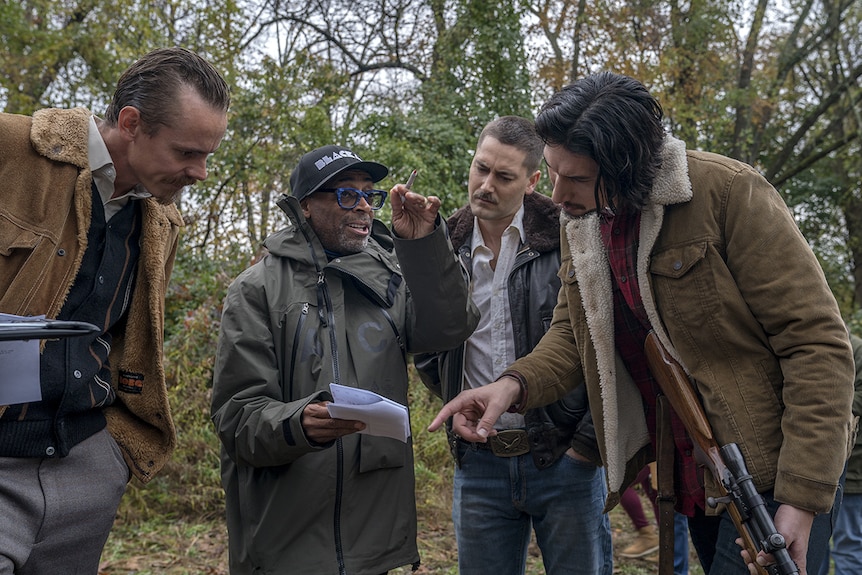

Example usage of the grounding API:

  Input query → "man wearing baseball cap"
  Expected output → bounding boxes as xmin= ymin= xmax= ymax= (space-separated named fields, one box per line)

xmin=211 ymin=145 xmax=479 ymax=574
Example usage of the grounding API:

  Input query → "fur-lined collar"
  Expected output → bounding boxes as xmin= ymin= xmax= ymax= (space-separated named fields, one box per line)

xmin=648 ymin=136 xmax=691 ymax=206
xmin=446 ymin=192 xmax=561 ymax=253
xmin=31 ymin=107 xmax=91 ymax=169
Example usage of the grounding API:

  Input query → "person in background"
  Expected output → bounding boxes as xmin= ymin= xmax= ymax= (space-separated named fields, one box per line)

xmin=619 ymin=467 xmax=660 ymax=560
xmin=211 ymin=145 xmax=479 ymax=575
xmin=0 ymin=47 xmax=230 ymax=573
xmin=416 ymin=116 xmax=612 ymax=575
xmin=816 ymin=331 xmax=862 ymax=575
xmin=427 ymin=71 xmax=854 ymax=575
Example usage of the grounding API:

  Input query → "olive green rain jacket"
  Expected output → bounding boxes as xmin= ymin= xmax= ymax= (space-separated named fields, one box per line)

xmin=212 ymin=195 xmax=478 ymax=575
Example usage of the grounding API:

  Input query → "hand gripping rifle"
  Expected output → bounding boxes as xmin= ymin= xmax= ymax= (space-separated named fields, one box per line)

xmin=644 ymin=331 xmax=799 ymax=575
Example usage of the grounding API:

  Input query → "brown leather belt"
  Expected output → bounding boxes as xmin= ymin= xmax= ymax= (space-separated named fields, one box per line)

xmin=460 ymin=429 xmax=530 ymax=457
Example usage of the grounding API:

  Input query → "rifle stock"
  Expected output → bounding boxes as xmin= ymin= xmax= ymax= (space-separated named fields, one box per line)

xmin=644 ymin=331 xmax=798 ymax=575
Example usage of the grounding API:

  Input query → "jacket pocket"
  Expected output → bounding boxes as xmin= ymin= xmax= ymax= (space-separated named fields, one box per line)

xmin=0 ymin=219 xmax=50 ymax=302
xmin=648 ymin=241 xmax=722 ymax=322
xmin=649 ymin=242 xmax=707 ymax=278
xmin=358 ymin=434 xmax=406 ymax=472
xmin=0 ymin=222 xmax=42 ymax=256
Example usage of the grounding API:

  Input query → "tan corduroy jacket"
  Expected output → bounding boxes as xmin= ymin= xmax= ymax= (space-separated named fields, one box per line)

xmin=509 ymin=136 xmax=855 ymax=514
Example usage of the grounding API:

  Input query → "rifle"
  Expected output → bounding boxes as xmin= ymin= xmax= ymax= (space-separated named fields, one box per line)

xmin=644 ymin=330 xmax=799 ymax=575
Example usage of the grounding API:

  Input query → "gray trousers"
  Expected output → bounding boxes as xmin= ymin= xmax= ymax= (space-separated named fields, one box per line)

xmin=0 ymin=427 xmax=130 ymax=574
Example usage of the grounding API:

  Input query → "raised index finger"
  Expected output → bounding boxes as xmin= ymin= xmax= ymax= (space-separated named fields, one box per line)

xmin=427 ymin=401 xmax=457 ymax=432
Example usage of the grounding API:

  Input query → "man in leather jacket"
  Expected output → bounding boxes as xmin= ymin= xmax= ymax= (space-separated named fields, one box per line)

xmin=416 ymin=117 xmax=612 ymax=575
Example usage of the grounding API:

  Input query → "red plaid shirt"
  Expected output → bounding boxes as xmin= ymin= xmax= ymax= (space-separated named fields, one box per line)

xmin=600 ymin=208 xmax=704 ymax=516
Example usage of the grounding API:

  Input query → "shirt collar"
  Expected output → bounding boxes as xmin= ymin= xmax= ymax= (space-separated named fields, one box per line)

xmin=470 ymin=203 xmax=527 ymax=254
xmin=88 ymin=115 xmax=151 ymax=203
xmin=88 ymin=115 xmax=113 ymax=174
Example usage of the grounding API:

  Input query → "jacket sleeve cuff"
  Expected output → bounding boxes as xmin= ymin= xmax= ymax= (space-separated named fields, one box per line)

xmin=282 ymin=390 xmax=333 ymax=448
xmin=500 ymin=370 xmax=528 ymax=414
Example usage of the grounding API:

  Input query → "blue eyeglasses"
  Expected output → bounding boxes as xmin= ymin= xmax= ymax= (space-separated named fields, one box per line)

xmin=318 ymin=187 xmax=388 ymax=210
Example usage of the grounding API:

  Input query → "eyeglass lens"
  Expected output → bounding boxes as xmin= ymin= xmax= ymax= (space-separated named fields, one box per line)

xmin=335 ymin=188 xmax=387 ymax=210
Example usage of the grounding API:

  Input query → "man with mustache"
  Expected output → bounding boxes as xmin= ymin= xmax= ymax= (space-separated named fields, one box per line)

xmin=0 ymin=47 xmax=230 ymax=573
xmin=429 ymin=72 xmax=854 ymax=575
xmin=415 ymin=116 xmax=611 ymax=575
xmin=211 ymin=145 xmax=479 ymax=574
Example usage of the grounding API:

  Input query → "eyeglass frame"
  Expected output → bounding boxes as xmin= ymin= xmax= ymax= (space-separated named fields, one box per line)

xmin=316 ymin=187 xmax=388 ymax=210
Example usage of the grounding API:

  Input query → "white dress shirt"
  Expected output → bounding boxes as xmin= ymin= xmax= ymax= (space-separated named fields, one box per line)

xmin=463 ymin=204 xmax=526 ymax=429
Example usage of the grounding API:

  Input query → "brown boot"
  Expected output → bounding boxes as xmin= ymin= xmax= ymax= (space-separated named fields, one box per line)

xmin=620 ymin=524 xmax=660 ymax=558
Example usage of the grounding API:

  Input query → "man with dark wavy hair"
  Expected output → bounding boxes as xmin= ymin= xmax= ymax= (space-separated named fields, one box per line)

xmin=0 ymin=47 xmax=229 ymax=573
xmin=430 ymin=71 xmax=854 ymax=575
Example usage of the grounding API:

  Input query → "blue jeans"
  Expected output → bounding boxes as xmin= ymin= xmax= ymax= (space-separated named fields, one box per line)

xmin=675 ymin=512 xmax=690 ymax=575
xmin=687 ymin=489 xmax=837 ymax=574
xmin=818 ymin=492 xmax=862 ymax=575
xmin=452 ymin=442 xmax=612 ymax=575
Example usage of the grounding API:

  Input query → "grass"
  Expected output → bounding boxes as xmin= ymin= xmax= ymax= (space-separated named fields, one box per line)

xmin=100 ymin=343 xmax=703 ymax=574
xmin=101 ymin=494 xmax=702 ymax=574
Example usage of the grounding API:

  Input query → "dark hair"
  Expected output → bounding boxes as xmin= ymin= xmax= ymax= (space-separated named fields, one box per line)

xmin=478 ymin=116 xmax=545 ymax=174
xmin=104 ymin=47 xmax=231 ymax=134
xmin=535 ymin=72 xmax=665 ymax=212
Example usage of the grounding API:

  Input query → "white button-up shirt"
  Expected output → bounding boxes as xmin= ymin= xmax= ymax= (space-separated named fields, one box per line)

xmin=464 ymin=204 xmax=526 ymax=429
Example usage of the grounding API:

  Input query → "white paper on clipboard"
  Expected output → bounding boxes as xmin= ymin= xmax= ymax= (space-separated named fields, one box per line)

xmin=0 ymin=313 xmax=43 ymax=405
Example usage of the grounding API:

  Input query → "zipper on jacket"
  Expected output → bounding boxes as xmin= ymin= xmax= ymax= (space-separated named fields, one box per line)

xmin=316 ymin=269 xmax=347 ymax=573
xmin=334 ymin=437 xmax=346 ymax=575
xmin=284 ymin=195 xmax=349 ymax=573
xmin=316 ymin=273 xmax=328 ymax=327
xmin=287 ymin=303 xmax=309 ymax=400
xmin=316 ymin=272 xmax=340 ymax=386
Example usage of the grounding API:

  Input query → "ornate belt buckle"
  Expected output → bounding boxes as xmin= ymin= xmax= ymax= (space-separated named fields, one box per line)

xmin=489 ymin=429 xmax=530 ymax=457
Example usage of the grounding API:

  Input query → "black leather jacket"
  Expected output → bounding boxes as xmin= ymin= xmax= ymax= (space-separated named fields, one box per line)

xmin=415 ymin=193 xmax=600 ymax=469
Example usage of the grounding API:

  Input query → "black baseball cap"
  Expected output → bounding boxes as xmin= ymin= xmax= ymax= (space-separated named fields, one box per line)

xmin=289 ymin=145 xmax=389 ymax=201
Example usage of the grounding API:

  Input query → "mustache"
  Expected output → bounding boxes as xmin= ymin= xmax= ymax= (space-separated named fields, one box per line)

xmin=472 ymin=191 xmax=496 ymax=204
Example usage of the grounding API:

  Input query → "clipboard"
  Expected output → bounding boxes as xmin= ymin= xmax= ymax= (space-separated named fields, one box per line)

xmin=0 ymin=320 xmax=100 ymax=342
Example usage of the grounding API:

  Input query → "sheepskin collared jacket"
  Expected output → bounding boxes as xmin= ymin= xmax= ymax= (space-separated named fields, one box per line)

xmin=0 ymin=108 xmax=183 ymax=483
xmin=507 ymin=136 xmax=854 ymax=514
